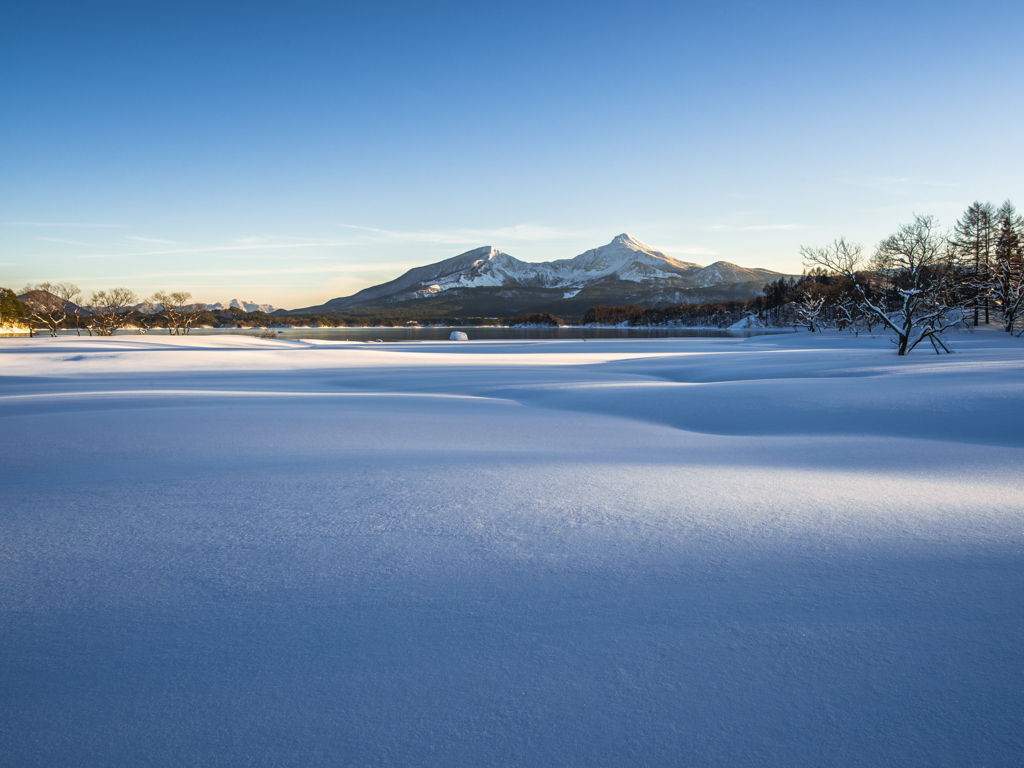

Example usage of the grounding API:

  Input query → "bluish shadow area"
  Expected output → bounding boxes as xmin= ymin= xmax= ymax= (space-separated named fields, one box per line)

xmin=3 ymin=331 xmax=1023 ymax=449
xmin=494 ymin=374 xmax=1024 ymax=448
xmin=2 ymin=377 xmax=1022 ymax=766
xmin=7 ymin=364 xmax=1022 ymax=449
xmin=1 ymin=391 xmax=1020 ymax=480
xmin=2 ymin=549 xmax=1022 ymax=767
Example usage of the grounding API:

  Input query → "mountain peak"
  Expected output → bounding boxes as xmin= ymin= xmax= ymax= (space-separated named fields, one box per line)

xmin=610 ymin=233 xmax=648 ymax=249
xmin=206 ymin=299 xmax=280 ymax=313
xmin=292 ymin=234 xmax=789 ymax=313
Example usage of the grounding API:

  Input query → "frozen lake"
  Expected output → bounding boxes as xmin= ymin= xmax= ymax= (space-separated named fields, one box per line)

xmin=4 ymin=325 xmax=785 ymax=341
xmin=1 ymin=329 xmax=1022 ymax=766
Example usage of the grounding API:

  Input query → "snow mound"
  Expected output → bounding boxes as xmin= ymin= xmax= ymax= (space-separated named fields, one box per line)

xmin=729 ymin=314 xmax=767 ymax=330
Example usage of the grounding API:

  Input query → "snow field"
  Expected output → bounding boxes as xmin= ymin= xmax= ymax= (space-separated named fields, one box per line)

xmin=1 ymin=330 xmax=1022 ymax=766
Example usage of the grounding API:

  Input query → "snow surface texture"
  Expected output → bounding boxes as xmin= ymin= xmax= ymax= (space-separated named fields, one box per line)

xmin=2 ymin=330 xmax=1023 ymax=766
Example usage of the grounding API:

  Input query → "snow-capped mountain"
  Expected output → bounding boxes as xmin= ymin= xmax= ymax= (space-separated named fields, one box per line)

xmin=294 ymin=234 xmax=787 ymax=314
xmin=206 ymin=299 xmax=280 ymax=313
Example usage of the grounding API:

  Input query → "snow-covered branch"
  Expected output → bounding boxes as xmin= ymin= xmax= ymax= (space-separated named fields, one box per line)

xmin=801 ymin=217 xmax=969 ymax=355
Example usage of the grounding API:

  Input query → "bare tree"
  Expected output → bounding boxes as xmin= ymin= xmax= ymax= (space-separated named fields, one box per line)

xmin=834 ymin=298 xmax=857 ymax=333
xmin=151 ymin=291 xmax=204 ymax=335
xmin=792 ymin=286 xmax=826 ymax=332
xmin=181 ymin=301 xmax=207 ymax=335
xmin=19 ymin=282 xmax=80 ymax=337
xmin=133 ymin=298 xmax=161 ymax=334
xmin=86 ymin=288 xmax=138 ymax=336
xmin=801 ymin=218 xmax=968 ymax=355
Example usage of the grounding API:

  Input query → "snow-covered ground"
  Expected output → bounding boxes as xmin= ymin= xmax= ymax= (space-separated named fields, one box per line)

xmin=2 ymin=330 xmax=1022 ymax=766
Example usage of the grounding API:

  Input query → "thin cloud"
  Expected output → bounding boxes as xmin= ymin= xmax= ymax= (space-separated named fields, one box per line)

xmin=37 ymin=237 xmax=86 ymax=245
xmin=329 ymin=260 xmax=424 ymax=273
xmin=837 ymin=175 xmax=961 ymax=192
xmin=339 ymin=223 xmax=584 ymax=245
xmin=125 ymin=235 xmax=179 ymax=244
xmin=664 ymin=246 xmax=718 ymax=257
xmin=1 ymin=221 xmax=125 ymax=228
xmin=702 ymin=223 xmax=803 ymax=232
xmin=54 ymin=261 xmax=425 ymax=283
xmin=79 ymin=240 xmax=357 ymax=259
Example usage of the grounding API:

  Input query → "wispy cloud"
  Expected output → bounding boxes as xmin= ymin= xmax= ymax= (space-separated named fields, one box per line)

xmin=664 ymin=245 xmax=718 ymax=257
xmin=1 ymin=221 xmax=124 ymax=228
xmin=837 ymin=175 xmax=961 ymax=193
xmin=57 ymin=261 xmax=425 ymax=283
xmin=326 ymin=261 xmax=424 ymax=273
xmin=125 ymin=235 xmax=179 ymax=244
xmin=80 ymin=240 xmax=356 ymax=259
xmin=339 ymin=223 xmax=584 ymax=245
xmin=37 ymin=237 xmax=86 ymax=245
xmin=703 ymin=223 xmax=803 ymax=232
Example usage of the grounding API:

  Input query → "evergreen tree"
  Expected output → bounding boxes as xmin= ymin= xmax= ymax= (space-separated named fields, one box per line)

xmin=0 ymin=287 xmax=29 ymax=328
xmin=951 ymin=201 xmax=996 ymax=325
xmin=991 ymin=200 xmax=1024 ymax=333
xmin=995 ymin=199 xmax=1024 ymax=234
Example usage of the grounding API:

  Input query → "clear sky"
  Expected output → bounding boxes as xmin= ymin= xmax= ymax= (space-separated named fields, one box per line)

xmin=3 ymin=0 xmax=1023 ymax=309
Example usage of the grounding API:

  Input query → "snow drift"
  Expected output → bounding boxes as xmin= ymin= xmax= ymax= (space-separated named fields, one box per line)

xmin=1 ymin=330 xmax=1022 ymax=766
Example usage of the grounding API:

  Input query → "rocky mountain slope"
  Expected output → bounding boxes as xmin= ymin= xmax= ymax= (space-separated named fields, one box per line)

xmin=292 ymin=234 xmax=786 ymax=316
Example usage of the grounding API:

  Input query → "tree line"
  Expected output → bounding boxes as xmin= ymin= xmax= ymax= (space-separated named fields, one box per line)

xmin=9 ymin=285 xmax=210 ymax=337
xmin=796 ymin=201 xmax=1022 ymax=354
xmin=0 ymin=290 xmax=514 ymax=334
xmin=581 ymin=301 xmax=753 ymax=327
xmin=5 ymin=201 xmax=1021 ymax=354
xmin=584 ymin=202 xmax=1023 ymax=355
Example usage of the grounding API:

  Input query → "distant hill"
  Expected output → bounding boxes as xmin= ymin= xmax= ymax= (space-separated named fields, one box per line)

xmin=18 ymin=289 xmax=83 ymax=312
xmin=290 ymin=234 xmax=790 ymax=318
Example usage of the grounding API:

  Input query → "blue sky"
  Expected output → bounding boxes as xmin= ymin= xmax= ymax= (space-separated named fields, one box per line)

xmin=3 ymin=0 xmax=1023 ymax=308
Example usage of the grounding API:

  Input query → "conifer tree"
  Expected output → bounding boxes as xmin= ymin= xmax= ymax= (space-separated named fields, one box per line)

xmin=991 ymin=200 xmax=1024 ymax=334
xmin=0 ymin=287 xmax=29 ymax=329
xmin=951 ymin=201 xmax=996 ymax=325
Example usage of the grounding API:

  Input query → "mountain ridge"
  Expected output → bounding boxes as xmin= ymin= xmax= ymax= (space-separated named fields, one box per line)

xmin=291 ymin=234 xmax=788 ymax=315
xmin=206 ymin=299 xmax=281 ymax=314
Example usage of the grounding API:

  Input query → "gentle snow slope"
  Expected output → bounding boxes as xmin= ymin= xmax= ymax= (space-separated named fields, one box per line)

xmin=1 ymin=330 xmax=1022 ymax=766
